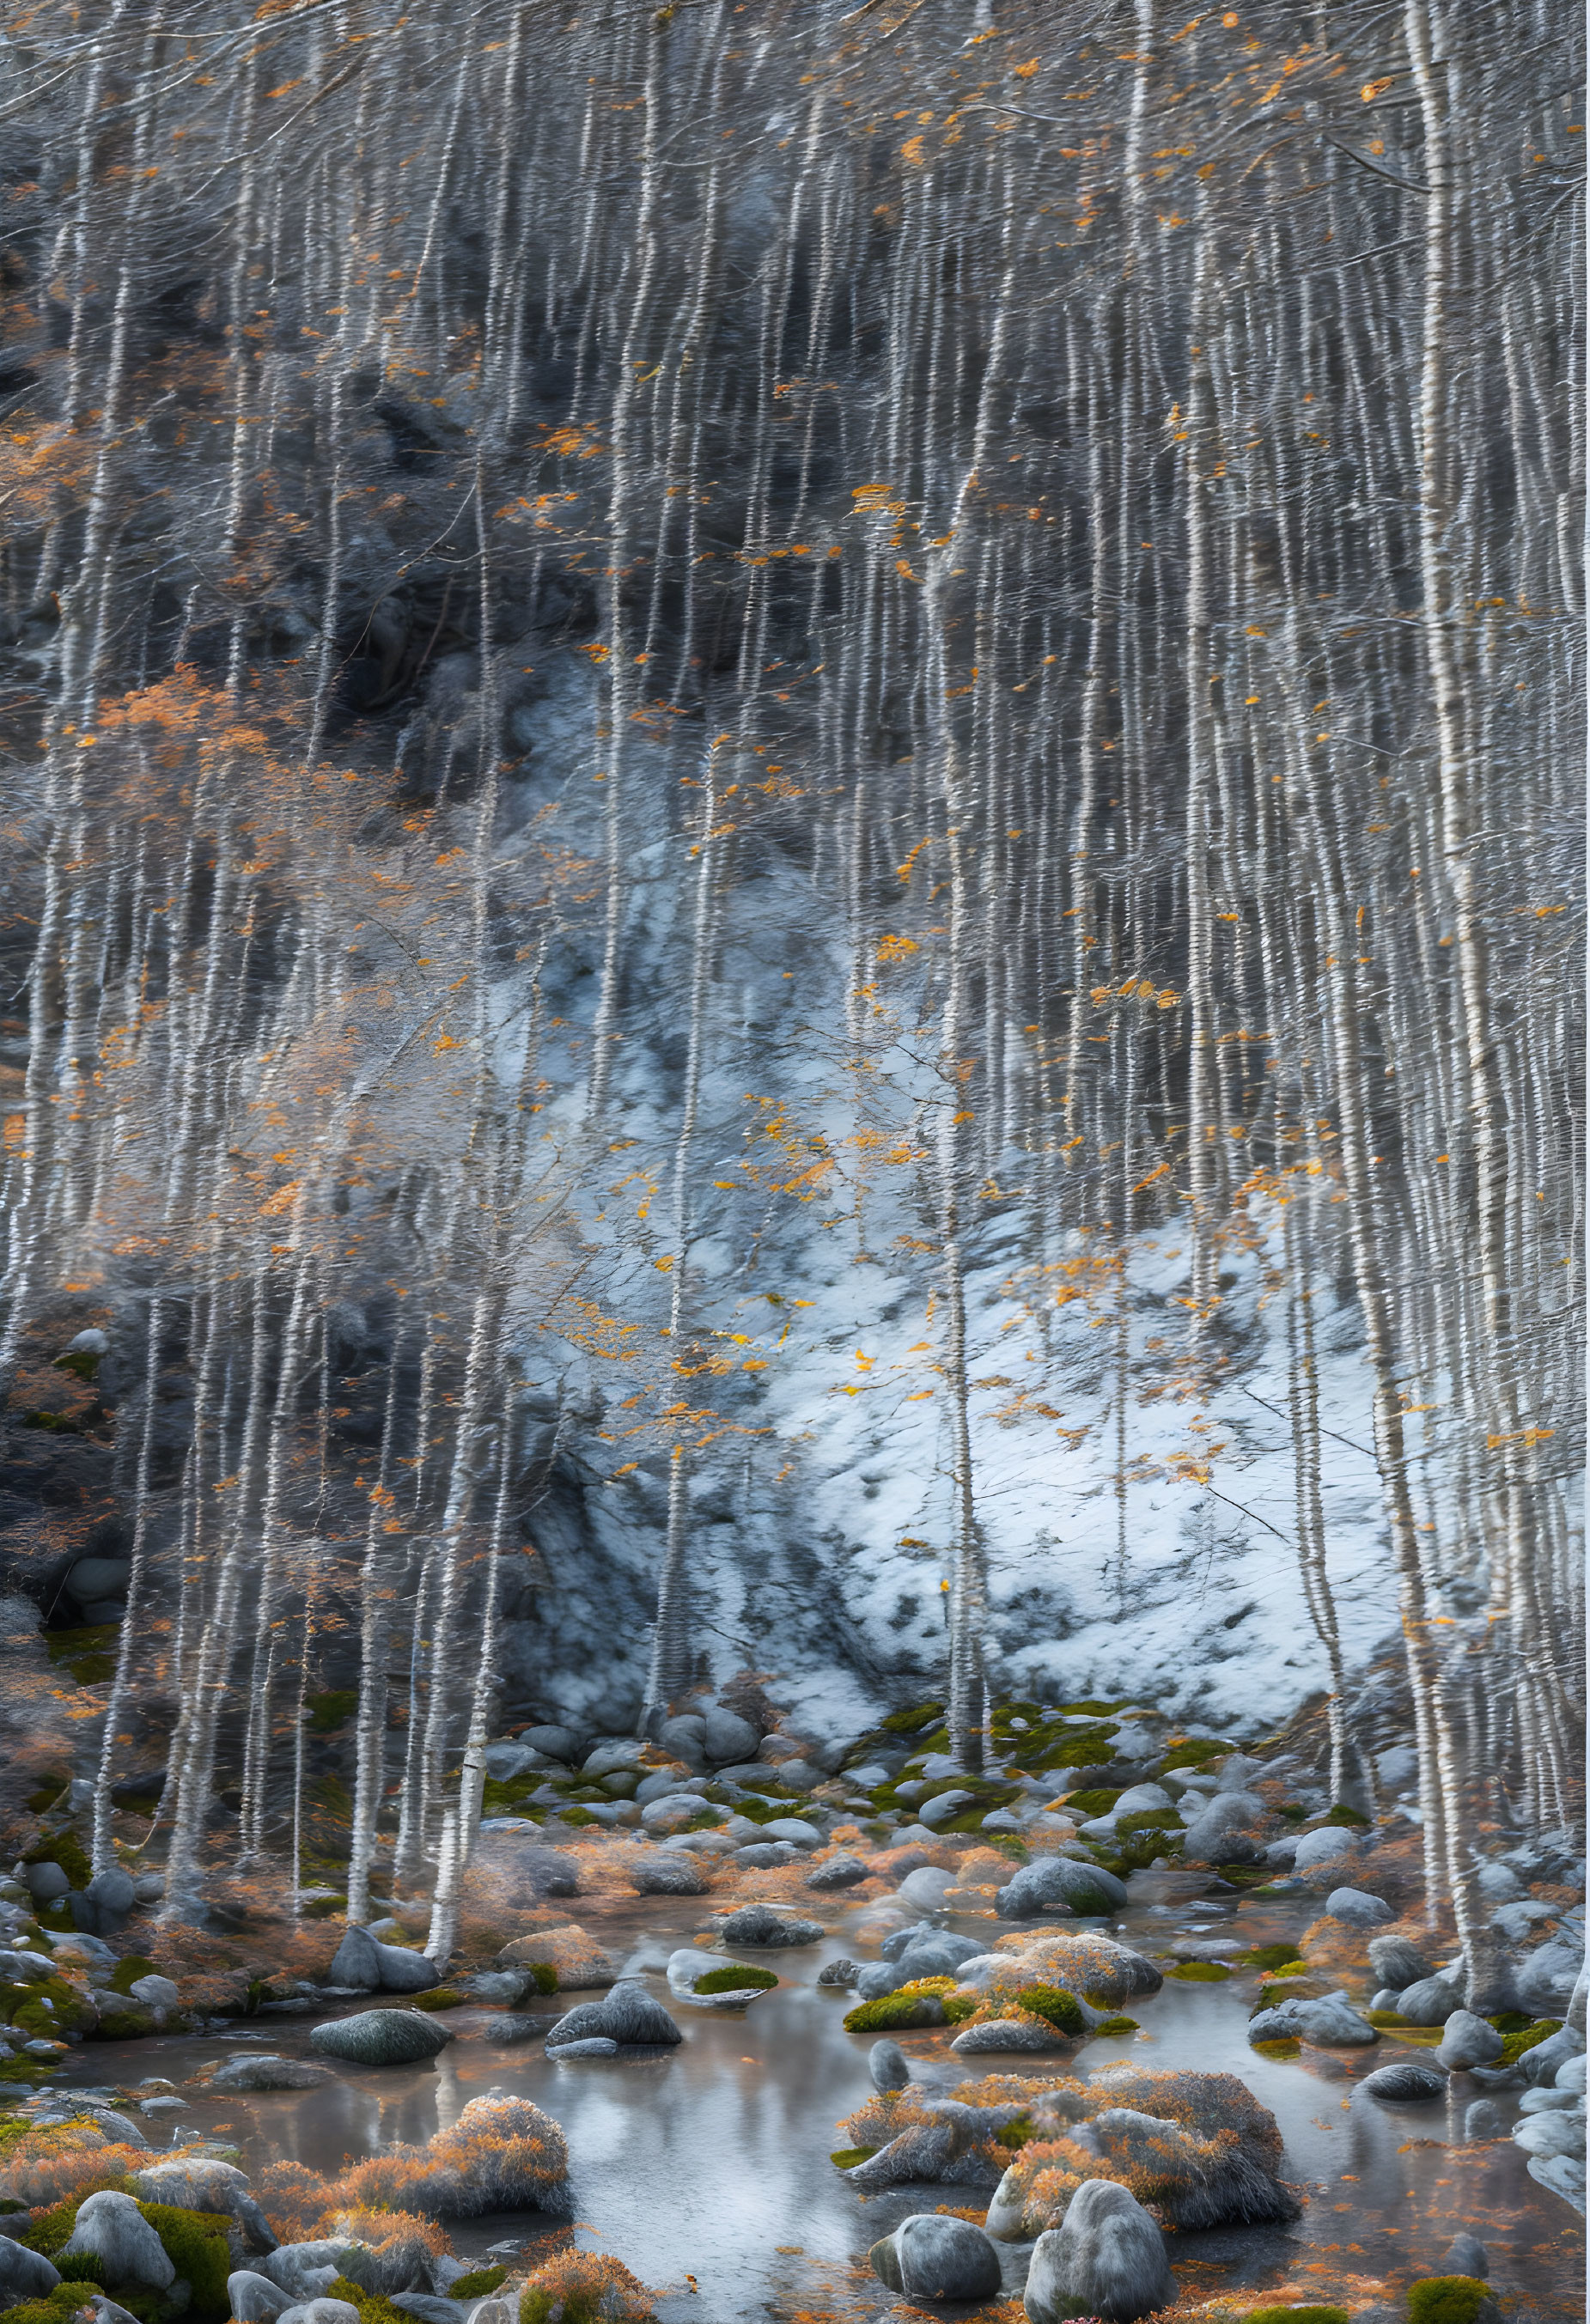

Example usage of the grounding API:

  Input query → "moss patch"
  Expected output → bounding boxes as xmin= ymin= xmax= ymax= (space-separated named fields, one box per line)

xmin=1159 ymin=1737 xmax=1234 ymax=1770
xmin=1091 ymin=2015 xmax=1140 ymax=2036
xmin=880 ymin=1702 xmax=946 ymax=1736
xmin=693 ymin=1964 xmax=777 ymax=1994
xmin=1498 ymin=2017 xmax=1561 ymax=2065
xmin=107 ymin=1956 xmax=160 ymax=1998
xmin=1406 ymin=2279 xmax=1495 ymax=2324
xmin=449 ymin=2270 xmax=509 ymax=2302
xmin=411 ymin=1987 xmax=463 ymax=2011
xmin=1014 ymin=1985 xmax=1085 ymax=2035
xmin=830 ymin=2147 xmax=877 ymax=2169
xmin=22 ymin=1833 xmax=93 ymax=1892
xmin=1245 ymin=1946 xmax=1308 ymax=1972
xmin=1061 ymin=1789 xmax=1122 ymax=1817
xmin=844 ymin=1980 xmax=953 ymax=2033
xmin=1250 ymin=2036 xmax=1301 ymax=2059
xmin=1242 ymin=2309 xmax=1350 ymax=2324
xmin=1167 ymin=1961 xmax=1231 ymax=1982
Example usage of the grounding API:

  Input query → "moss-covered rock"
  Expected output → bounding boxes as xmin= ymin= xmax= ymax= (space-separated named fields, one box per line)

xmin=1167 ymin=1962 xmax=1231 ymax=1983
xmin=1498 ymin=2017 xmax=1561 ymax=2065
xmin=844 ymin=1979 xmax=957 ymax=2033
xmin=692 ymin=1964 xmax=777 ymax=1994
xmin=1405 ymin=2279 xmax=1501 ymax=2324
xmin=1014 ymin=1986 xmax=1085 ymax=2035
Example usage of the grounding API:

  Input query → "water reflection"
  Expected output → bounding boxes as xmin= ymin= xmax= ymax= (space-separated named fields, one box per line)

xmin=55 ymin=1884 xmax=1583 ymax=2321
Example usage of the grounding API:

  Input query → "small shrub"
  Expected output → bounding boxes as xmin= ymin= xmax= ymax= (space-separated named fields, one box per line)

xmin=308 ymin=1690 xmax=360 ymax=1733
xmin=451 ymin=2269 xmax=509 ymax=2302
xmin=994 ymin=2114 xmax=1035 ymax=2150
xmin=1167 ymin=1962 xmax=1231 ymax=1982
xmin=829 ymin=2147 xmax=876 ymax=2169
xmin=1015 ymin=1985 xmax=1085 ymax=2035
xmin=256 ymin=2159 xmax=335 ymax=2242
xmin=693 ymin=1964 xmax=777 ymax=1993
xmin=1406 ymin=2279 xmax=1495 ymax=2324
xmin=524 ymin=1962 xmax=559 ymax=1995
xmin=3 ymin=2289 xmax=107 ymax=2324
xmin=518 ymin=2251 xmax=653 ymax=2324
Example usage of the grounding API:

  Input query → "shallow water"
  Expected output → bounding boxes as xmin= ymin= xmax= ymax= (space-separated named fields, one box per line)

xmin=58 ymin=1875 xmax=1585 ymax=2321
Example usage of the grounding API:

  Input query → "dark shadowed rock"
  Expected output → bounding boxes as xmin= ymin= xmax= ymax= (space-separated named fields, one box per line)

xmin=717 ymin=1903 xmax=823 ymax=1945
xmin=869 ymin=2039 xmax=911 ymax=2091
xmin=545 ymin=1980 xmax=681 ymax=2049
xmin=1362 ymin=2062 xmax=1447 ymax=2102
xmin=1368 ymin=1933 xmax=1437 ymax=1990
xmin=870 ymin=2216 xmax=1002 ymax=2302
xmin=310 ymin=2010 xmax=454 ymax=2065
xmin=625 ymin=1852 xmax=708 ymax=1896
xmin=805 ymin=1853 xmax=870 ymax=1891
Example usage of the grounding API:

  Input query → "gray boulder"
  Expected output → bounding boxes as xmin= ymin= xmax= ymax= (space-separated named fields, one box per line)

xmin=1370 ymin=1989 xmax=1404 ymax=2013
xmin=1523 ymin=2028 xmax=1587 ymax=2086
xmin=131 ymin=2158 xmax=277 ymax=2252
xmin=389 ymin=2299 xmax=464 ymax=2324
xmin=1324 ymin=1888 xmax=1394 ymax=1928
xmin=82 ymin=1869 xmax=136 ymax=1933
xmin=1362 ymin=2062 xmax=1447 ymax=2102
xmin=1436 ymin=2011 xmax=1505 ymax=2070
xmin=656 ymin=1716 xmax=706 ymax=1765
xmin=274 ymin=2304 xmax=362 ymax=2324
xmin=207 ymin=2054 xmax=332 ymax=2093
xmin=805 ymin=1853 xmax=870 ymax=1891
xmin=520 ymin=1725 xmax=580 ymax=1763
xmin=1368 ymin=1933 xmax=1436 ymax=1990
xmin=870 ymin=2216 xmax=1002 ymax=2303
xmin=1179 ymin=1792 xmax=1266 ymax=1862
xmin=734 ymin=1843 xmax=797 ymax=1869
xmin=702 ymin=1708 xmax=759 ymax=1763
xmin=23 ymin=1862 xmax=70 ymax=1902
xmin=327 ymin=1927 xmax=383 ymax=1988
xmin=61 ymin=2192 xmax=176 ymax=2291
xmin=625 ymin=1853 xmax=707 ymax=1897
xmin=229 ymin=2273 xmax=294 ymax=2323
xmin=817 ymin=1958 xmax=859 ymax=1986
xmin=1442 ymin=2236 xmax=1489 ymax=2280
xmin=127 ymin=1975 xmax=180 ymax=2014
xmin=1248 ymin=1992 xmax=1378 ymax=2047
xmin=717 ymin=1903 xmax=823 ymax=1946
xmin=1292 ymin=1826 xmax=1358 ymax=1872
xmin=953 ymin=2018 xmax=1072 ymax=2055
xmin=1514 ymin=2111 xmax=1587 ymax=2161
xmin=1397 ymin=1976 xmax=1464 ymax=2026
xmin=1024 ymin=2181 xmax=1173 ymax=2324
xmin=309 ymin=2010 xmax=453 ymax=2065
xmin=0 ymin=2236 xmax=62 ymax=2303
xmin=870 ymin=2039 xmax=911 ymax=2092
xmin=996 ymin=1856 xmax=1128 ymax=1919
xmin=1465 ymin=2099 xmax=1509 ymax=2139
xmin=545 ymin=1980 xmax=681 ymax=2050
xmin=254 ymin=2244 xmax=347 ymax=2301
xmin=546 ymin=2036 xmax=618 ymax=2057
xmin=372 ymin=1944 xmax=441 ymax=1994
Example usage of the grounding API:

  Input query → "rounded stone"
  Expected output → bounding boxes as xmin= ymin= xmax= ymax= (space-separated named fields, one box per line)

xmin=1362 ymin=2061 xmax=1447 ymax=2103
xmin=309 ymin=2009 xmax=454 ymax=2065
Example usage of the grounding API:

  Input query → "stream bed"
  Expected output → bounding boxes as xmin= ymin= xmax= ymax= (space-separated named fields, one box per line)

xmin=54 ymin=1872 xmax=1585 ymax=2322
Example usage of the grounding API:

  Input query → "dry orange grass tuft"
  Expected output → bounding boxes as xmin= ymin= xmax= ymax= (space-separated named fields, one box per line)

xmin=0 ymin=2126 xmax=151 ymax=2211
xmin=518 ymin=2249 xmax=654 ymax=2324
xmin=258 ymin=2160 xmax=337 ymax=2241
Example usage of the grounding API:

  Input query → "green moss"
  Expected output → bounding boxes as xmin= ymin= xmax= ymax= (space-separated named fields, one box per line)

xmin=693 ymin=1964 xmax=777 ymax=1993
xmin=1062 ymin=1788 xmax=1122 ymax=1816
xmin=1168 ymin=1961 xmax=1232 ymax=1982
xmin=1034 ymin=1728 xmax=1120 ymax=1770
xmin=450 ymin=2270 xmax=509 ymax=2302
xmin=88 ymin=1999 xmax=159 ymax=2040
xmin=844 ymin=1980 xmax=951 ymax=2032
xmin=557 ymin=1807 xmax=600 ymax=1827
xmin=1091 ymin=2015 xmax=1140 ymax=2036
xmin=107 ymin=1956 xmax=159 ymax=1997
xmin=985 ymin=1834 xmax=1029 ymax=1864
xmin=6 ymin=1976 xmax=99 ymax=2041
xmin=301 ymin=1892 xmax=350 ymax=1921
xmin=23 ymin=1832 xmax=93 ymax=1892
xmin=1245 ymin=1944 xmax=1308 ymax=1972
xmin=994 ymin=2113 xmax=1035 ymax=2150
xmin=1276 ymin=1801 xmax=1308 ymax=1823
xmin=880 ymin=1701 xmax=945 ymax=1735
xmin=1242 ymin=2309 xmax=1350 ymax=2324
xmin=1486 ymin=2011 xmax=1535 ymax=2033
xmin=1406 ymin=2279 xmax=1496 ymax=2324
xmin=1115 ymin=1809 xmax=1179 ymax=1834
xmin=1015 ymin=1984 xmax=1085 ymax=2035
xmin=139 ymin=2203 xmax=231 ymax=2315
xmin=830 ymin=2147 xmax=877 ymax=2169
xmin=1498 ymin=2017 xmax=1561 ymax=2065
xmin=27 ymin=1777 xmax=72 ymax=1814
xmin=411 ymin=1986 xmax=463 ymax=2011
xmin=1321 ymin=1803 xmax=1371 ymax=1828
xmin=1250 ymin=2036 xmax=1301 ymax=2059
xmin=1214 ymin=1863 xmax=1274 ymax=1887
xmin=1059 ymin=1700 xmax=1135 ymax=1716
xmin=329 ymin=2275 xmax=414 ymax=2324
xmin=1158 ymin=1737 xmax=1234 ymax=1770
xmin=5 ymin=2293 xmax=115 ymax=2324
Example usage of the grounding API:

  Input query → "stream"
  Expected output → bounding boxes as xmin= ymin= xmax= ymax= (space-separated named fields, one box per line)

xmin=54 ymin=1871 xmax=1585 ymax=2321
